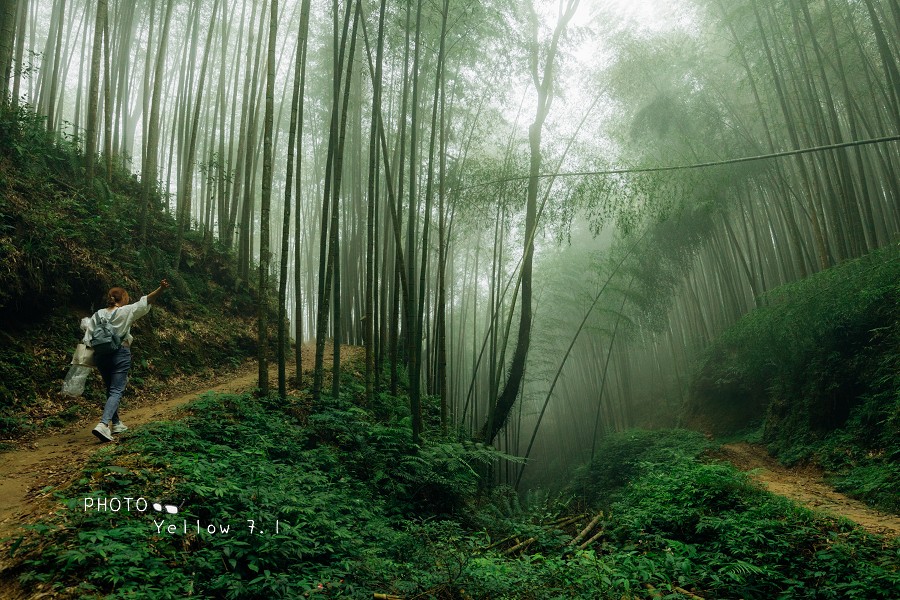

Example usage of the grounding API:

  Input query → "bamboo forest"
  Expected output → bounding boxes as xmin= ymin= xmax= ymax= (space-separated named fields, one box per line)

xmin=0 ymin=0 xmax=898 ymax=597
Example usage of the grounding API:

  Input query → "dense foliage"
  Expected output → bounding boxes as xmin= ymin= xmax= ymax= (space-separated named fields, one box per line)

xmin=573 ymin=430 xmax=900 ymax=599
xmin=689 ymin=244 xmax=900 ymax=511
xmin=8 ymin=373 xmax=507 ymax=599
xmin=8 ymin=385 xmax=898 ymax=599
xmin=0 ymin=104 xmax=266 ymax=438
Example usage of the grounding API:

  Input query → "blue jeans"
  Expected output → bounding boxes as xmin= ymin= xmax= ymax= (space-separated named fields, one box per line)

xmin=95 ymin=347 xmax=131 ymax=425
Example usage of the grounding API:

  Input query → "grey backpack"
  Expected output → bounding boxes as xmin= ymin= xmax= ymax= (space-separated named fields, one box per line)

xmin=90 ymin=309 xmax=122 ymax=355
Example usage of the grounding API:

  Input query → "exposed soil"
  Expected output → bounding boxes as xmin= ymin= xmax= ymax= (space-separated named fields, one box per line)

xmin=718 ymin=442 xmax=900 ymax=538
xmin=0 ymin=363 xmax=257 ymax=541
xmin=0 ymin=343 xmax=354 ymax=543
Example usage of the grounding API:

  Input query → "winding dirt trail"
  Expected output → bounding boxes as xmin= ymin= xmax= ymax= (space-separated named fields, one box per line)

xmin=0 ymin=342 xmax=349 ymax=544
xmin=0 ymin=363 xmax=263 ymax=542
xmin=718 ymin=442 xmax=900 ymax=538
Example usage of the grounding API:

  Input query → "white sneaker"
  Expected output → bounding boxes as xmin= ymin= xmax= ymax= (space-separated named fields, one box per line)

xmin=111 ymin=422 xmax=128 ymax=434
xmin=92 ymin=423 xmax=113 ymax=442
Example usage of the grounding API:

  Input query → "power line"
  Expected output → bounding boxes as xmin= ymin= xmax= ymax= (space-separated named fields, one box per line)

xmin=460 ymin=134 xmax=900 ymax=192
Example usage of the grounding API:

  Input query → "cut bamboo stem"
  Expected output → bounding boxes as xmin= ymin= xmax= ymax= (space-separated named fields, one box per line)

xmin=502 ymin=536 xmax=536 ymax=555
xmin=567 ymin=511 xmax=603 ymax=546
xmin=578 ymin=528 xmax=604 ymax=550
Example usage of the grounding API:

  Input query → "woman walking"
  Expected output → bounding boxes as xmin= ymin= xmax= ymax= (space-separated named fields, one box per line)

xmin=85 ymin=279 xmax=169 ymax=442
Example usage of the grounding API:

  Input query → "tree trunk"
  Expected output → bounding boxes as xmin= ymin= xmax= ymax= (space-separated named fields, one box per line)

xmin=139 ymin=0 xmax=175 ymax=244
xmin=176 ymin=0 xmax=220 ymax=268
xmin=280 ymin=0 xmax=311 ymax=397
xmin=482 ymin=0 xmax=579 ymax=445
xmin=10 ymin=0 xmax=27 ymax=107
xmin=312 ymin=0 xmax=354 ymax=400
xmin=0 ymin=0 xmax=19 ymax=101
xmin=364 ymin=0 xmax=388 ymax=405
xmin=85 ymin=0 xmax=106 ymax=183
xmin=257 ymin=0 xmax=277 ymax=396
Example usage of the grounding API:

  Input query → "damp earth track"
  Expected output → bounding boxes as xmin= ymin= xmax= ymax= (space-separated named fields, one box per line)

xmin=717 ymin=442 xmax=900 ymax=538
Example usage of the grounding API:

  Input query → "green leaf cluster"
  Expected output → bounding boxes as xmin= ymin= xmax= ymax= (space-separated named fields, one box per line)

xmin=12 ymin=388 xmax=509 ymax=598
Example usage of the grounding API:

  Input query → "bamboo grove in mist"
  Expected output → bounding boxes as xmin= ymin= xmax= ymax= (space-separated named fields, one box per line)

xmin=0 ymin=0 xmax=897 ymax=487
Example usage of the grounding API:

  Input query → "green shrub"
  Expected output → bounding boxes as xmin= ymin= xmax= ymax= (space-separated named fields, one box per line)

xmin=571 ymin=429 xmax=711 ymax=505
xmin=14 ymin=390 xmax=513 ymax=599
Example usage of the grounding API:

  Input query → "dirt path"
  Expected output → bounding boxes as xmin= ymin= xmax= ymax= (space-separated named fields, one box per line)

xmin=719 ymin=442 xmax=900 ymax=538
xmin=0 ymin=364 xmax=263 ymax=542
xmin=0 ymin=342 xmax=350 ymax=544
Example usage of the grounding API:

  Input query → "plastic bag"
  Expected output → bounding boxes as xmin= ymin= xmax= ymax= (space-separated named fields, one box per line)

xmin=61 ymin=365 xmax=92 ymax=397
xmin=71 ymin=343 xmax=95 ymax=367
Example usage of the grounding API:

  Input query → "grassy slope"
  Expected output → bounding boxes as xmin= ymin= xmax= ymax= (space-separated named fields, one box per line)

xmin=0 ymin=104 xmax=267 ymax=441
xmin=687 ymin=244 xmax=900 ymax=512
xmin=7 ymin=373 xmax=898 ymax=599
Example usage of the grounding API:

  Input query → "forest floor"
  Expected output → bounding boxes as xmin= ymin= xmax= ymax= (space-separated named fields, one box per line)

xmin=717 ymin=442 xmax=900 ymax=538
xmin=0 ymin=343 xmax=347 ymax=545
xmin=2 ymin=379 xmax=897 ymax=592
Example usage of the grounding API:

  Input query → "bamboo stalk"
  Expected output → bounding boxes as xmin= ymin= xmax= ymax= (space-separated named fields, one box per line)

xmin=552 ymin=513 xmax=586 ymax=528
xmin=567 ymin=511 xmax=603 ymax=546
xmin=484 ymin=532 xmax=519 ymax=551
xmin=373 ymin=594 xmax=403 ymax=600
xmin=502 ymin=536 xmax=536 ymax=555
xmin=577 ymin=528 xmax=604 ymax=550
xmin=673 ymin=586 xmax=705 ymax=600
xmin=643 ymin=583 xmax=705 ymax=600
xmin=549 ymin=512 xmax=585 ymax=525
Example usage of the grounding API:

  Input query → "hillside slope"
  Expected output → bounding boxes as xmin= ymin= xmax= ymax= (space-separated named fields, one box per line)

xmin=0 ymin=104 xmax=270 ymax=442
xmin=687 ymin=244 xmax=900 ymax=512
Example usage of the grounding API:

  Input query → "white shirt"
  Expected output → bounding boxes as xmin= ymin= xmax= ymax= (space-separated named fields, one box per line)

xmin=83 ymin=296 xmax=151 ymax=347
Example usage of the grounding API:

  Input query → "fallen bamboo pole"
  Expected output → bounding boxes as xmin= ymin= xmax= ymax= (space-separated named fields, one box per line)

xmin=673 ymin=586 xmax=705 ymax=600
xmin=484 ymin=532 xmax=519 ymax=551
xmin=553 ymin=513 xmax=587 ymax=529
xmin=502 ymin=537 xmax=536 ymax=555
xmin=567 ymin=512 xmax=603 ymax=546
xmin=578 ymin=528 xmax=604 ymax=550
xmin=373 ymin=594 xmax=403 ymax=600
xmin=549 ymin=512 xmax=586 ymax=527
xmin=643 ymin=583 xmax=705 ymax=600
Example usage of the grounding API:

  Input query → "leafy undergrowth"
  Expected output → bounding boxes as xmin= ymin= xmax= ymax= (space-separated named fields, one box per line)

xmin=6 ymin=378 xmax=899 ymax=600
xmin=572 ymin=430 xmax=900 ymax=599
xmin=687 ymin=243 xmax=900 ymax=513
xmin=0 ymin=103 xmax=266 ymax=439
xmin=5 ymin=371 xmax=512 ymax=599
